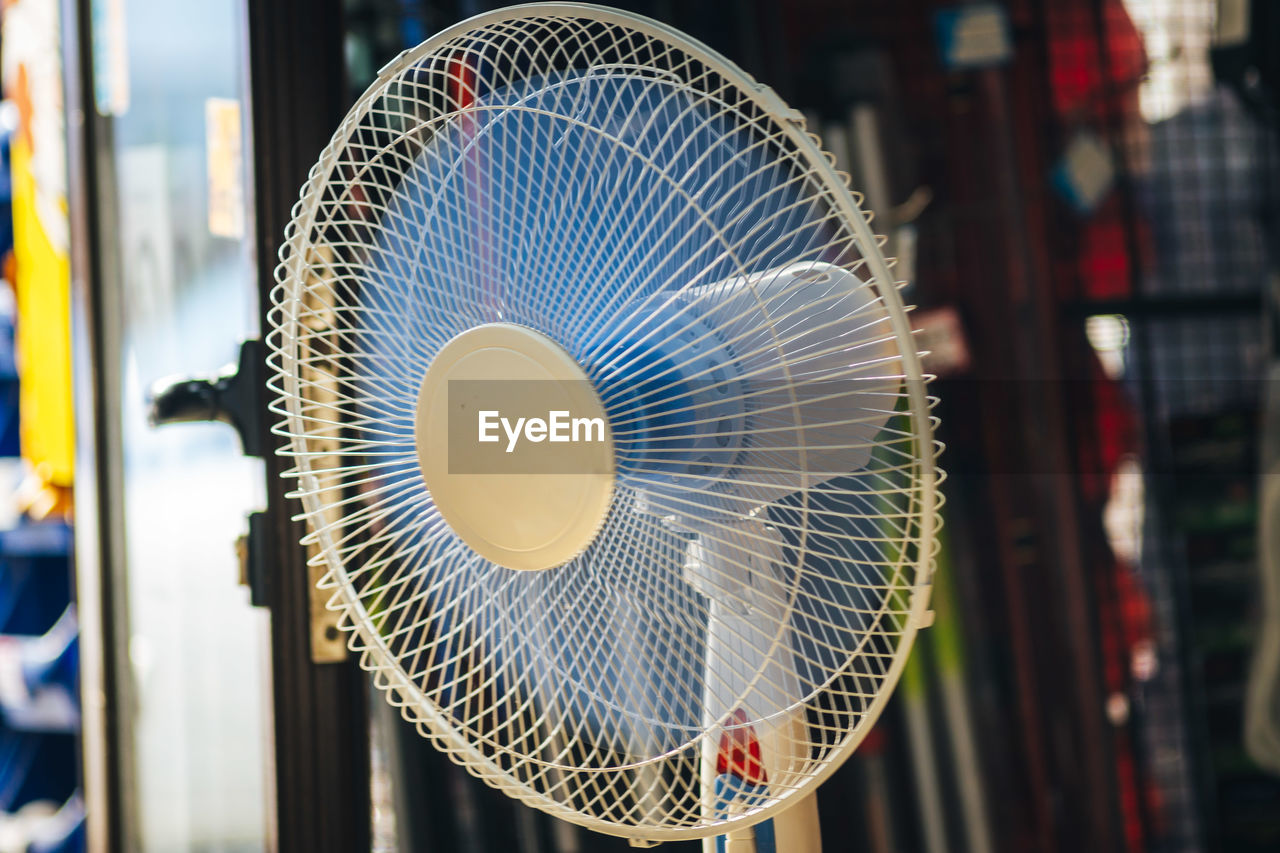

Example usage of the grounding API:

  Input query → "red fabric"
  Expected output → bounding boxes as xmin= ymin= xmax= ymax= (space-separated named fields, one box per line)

xmin=1046 ymin=0 xmax=1146 ymax=119
xmin=1045 ymin=0 xmax=1150 ymax=300
xmin=1077 ymin=348 xmax=1156 ymax=853
xmin=717 ymin=708 xmax=769 ymax=785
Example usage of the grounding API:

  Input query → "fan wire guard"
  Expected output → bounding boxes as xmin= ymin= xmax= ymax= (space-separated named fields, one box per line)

xmin=267 ymin=3 xmax=942 ymax=842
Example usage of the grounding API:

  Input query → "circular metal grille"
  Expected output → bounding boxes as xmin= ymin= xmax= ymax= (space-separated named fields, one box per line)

xmin=268 ymin=3 xmax=941 ymax=841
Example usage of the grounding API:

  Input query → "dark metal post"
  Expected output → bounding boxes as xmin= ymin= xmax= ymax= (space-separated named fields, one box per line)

xmin=244 ymin=2 xmax=372 ymax=852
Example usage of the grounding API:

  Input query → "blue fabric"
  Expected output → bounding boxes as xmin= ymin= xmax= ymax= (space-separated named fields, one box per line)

xmin=713 ymin=774 xmax=776 ymax=853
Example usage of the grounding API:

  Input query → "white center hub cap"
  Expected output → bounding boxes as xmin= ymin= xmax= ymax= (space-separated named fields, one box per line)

xmin=415 ymin=323 xmax=615 ymax=571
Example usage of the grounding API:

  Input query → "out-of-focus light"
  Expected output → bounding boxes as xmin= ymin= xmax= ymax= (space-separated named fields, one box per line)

xmin=0 ymin=101 xmax=17 ymax=134
xmin=1122 ymin=0 xmax=1217 ymax=122
xmin=1086 ymin=314 xmax=1130 ymax=379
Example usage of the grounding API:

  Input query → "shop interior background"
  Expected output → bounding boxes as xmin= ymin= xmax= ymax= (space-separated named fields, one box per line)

xmin=1 ymin=0 xmax=1278 ymax=851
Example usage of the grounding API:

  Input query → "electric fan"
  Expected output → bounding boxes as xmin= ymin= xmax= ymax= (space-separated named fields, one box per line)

xmin=268 ymin=4 xmax=941 ymax=849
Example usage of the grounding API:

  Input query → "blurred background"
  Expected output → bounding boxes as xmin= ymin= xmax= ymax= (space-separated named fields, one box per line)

xmin=1 ymin=0 xmax=1279 ymax=851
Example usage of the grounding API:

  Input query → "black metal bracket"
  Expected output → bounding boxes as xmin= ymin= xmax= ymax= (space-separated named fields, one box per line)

xmin=147 ymin=339 xmax=267 ymax=457
xmin=245 ymin=511 xmax=270 ymax=608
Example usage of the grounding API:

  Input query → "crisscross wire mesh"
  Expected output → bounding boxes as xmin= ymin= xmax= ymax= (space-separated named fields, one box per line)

xmin=267 ymin=4 xmax=941 ymax=841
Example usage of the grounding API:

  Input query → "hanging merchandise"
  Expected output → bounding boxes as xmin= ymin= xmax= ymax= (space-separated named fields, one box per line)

xmin=1051 ymin=129 xmax=1116 ymax=215
xmin=933 ymin=5 xmax=1013 ymax=71
xmin=0 ymin=518 xmax=79 ymax=849
xmin=0 ymin=7 xmax=80 ymax=848
xmin=1 ymin=0 xmax=75 ymax=513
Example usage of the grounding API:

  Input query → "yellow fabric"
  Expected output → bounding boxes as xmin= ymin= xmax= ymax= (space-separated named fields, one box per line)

xmin=9 ymin=134 xmax=74 ymax=487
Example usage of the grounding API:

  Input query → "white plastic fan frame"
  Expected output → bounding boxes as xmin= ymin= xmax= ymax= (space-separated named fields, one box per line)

xmin=269 ymin=3 xmax=942 ymax=843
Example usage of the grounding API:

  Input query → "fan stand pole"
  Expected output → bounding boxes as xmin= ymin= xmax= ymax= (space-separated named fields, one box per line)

xmin=703 ymin=710 xmax=823 ymax=853
xmin=769 ymin=789 xmax=821 ymax=852
xmin=695 ymin=525 xmax=823 ymax=853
